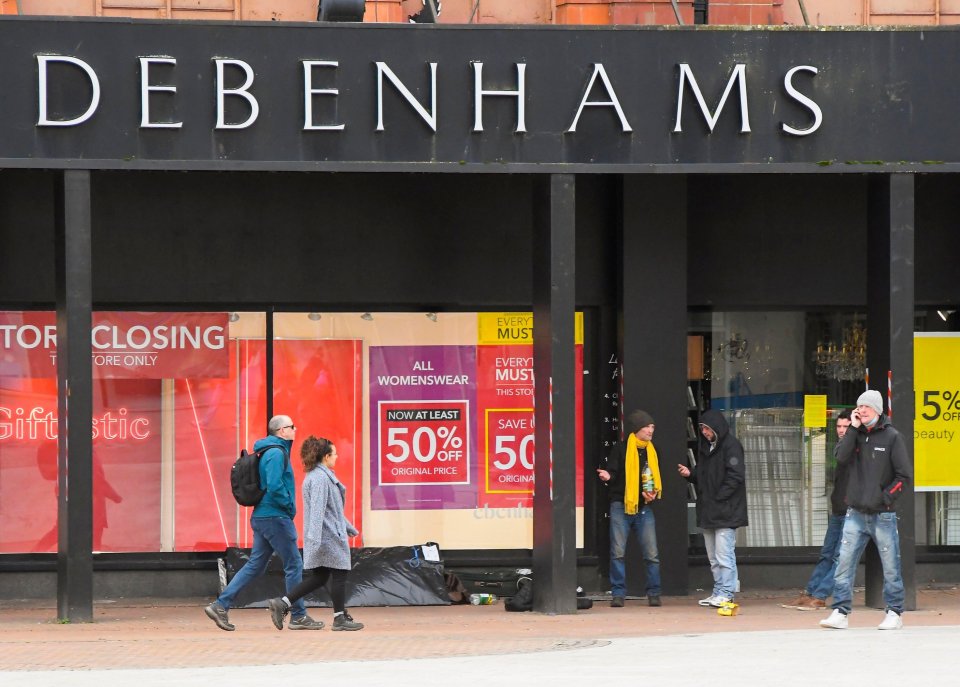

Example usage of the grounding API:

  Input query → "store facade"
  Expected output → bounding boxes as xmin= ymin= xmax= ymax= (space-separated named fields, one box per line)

xmin=2 ymin=17 xmax=959 ymax=619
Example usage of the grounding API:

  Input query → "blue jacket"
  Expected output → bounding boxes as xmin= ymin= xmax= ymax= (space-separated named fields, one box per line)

xmin=252 ymin=435 xmax=296 ymax=519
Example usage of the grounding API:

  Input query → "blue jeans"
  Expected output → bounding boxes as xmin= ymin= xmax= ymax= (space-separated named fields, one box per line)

xmin=216 ymin=516 xmax=306 ymax=619
xmin=608 ymin=501 xmax=661 ymax=597
xmin=831 ymin=508 xmax=904 ymax=615
xmin=805 ymin=513 xmax=845 ymax=599
xmin=702 ymin=527 xmax=738 ymax=599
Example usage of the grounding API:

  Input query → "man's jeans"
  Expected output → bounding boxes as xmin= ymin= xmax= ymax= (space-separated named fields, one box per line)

xmin=216 ymin=516 xmax=306 ymax=619
xmin=609 ymin=501 xmax=661 ymax=597
xmin=702 ymin=527 xmax=738 ymax=599
xmin=831 ymin=508 xmax=904 ymax=615
xmin=805 ymin=513 xmax=845 ymax=599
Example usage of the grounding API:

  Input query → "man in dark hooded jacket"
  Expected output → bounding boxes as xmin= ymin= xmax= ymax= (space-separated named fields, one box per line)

xmin=678 ymin=409 xmax=747 ymax=607
xmin=820 ymin=389 xmax=910 ymax=631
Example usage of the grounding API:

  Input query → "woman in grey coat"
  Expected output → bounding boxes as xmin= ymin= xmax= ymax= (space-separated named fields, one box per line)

xmin=268 ymin=436 xmax=363 ymax=631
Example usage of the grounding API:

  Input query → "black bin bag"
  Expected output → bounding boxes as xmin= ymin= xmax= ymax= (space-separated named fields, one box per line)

xmin=221 ymin=543 xmax=450 ymax=608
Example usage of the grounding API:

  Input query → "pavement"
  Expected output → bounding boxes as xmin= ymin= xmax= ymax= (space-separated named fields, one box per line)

xmin=1 ymin=587 xmax=959 ymax=686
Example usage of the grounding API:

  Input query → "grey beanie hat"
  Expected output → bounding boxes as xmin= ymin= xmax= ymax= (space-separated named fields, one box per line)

xmin=626 ymin=410 xmax=655 ymax=435
xmin=856 ymin=389 xmax=884 ymax=415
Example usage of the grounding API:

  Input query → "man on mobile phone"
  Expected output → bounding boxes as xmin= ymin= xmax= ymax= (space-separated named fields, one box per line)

xmin=820 ymin=390 xmax=911 ymax=631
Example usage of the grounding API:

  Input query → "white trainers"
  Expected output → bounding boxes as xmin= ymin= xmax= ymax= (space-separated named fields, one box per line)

xmin=698 ymin=595 xmax=718 ymax=607
xmin=820 ymin=609 xmax=849 ymax=629
xmin=709 ymin=596 xmax=732 ymax=608
xmin=878 ymin=610 xmax=903 ymax=630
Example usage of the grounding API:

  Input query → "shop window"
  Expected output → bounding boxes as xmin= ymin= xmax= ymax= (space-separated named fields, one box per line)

xmin=688 ymin=310 xmax=867 ymax=549
xmin=1 ymin=310 xmax=585 ymax=554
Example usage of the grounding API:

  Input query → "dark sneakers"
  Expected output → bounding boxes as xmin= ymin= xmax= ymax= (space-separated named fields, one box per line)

xmin=648 ymin=595 xmax=662 ymax=607
xmin=333 ymin=612 xmax=364 ymax=631
xmin=204 ymin=602 xmax=235 ymax=632
xmin=610 ymin=596 xmax=625 ymax=608
xmin=267 ymin=597 xmax=290 ymax=631
xmin=288 ymin=614 xmax=325 ymax=630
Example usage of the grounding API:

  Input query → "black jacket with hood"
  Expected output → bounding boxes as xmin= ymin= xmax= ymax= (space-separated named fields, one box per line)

xmin=835 ymin=414 xmax=910 ymax=513
xmin=685 ymin=409 xmax=748 ymax=529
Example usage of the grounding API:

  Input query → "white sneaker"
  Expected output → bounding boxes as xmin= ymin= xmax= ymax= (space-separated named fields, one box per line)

xmin=709 ymin=596 xmax=733 ymax=608
xmin=878 ymin=610 xmax=903 ymax=630
xmin=820 ymin=609 xmax=849 ymax=629
xmin=698 ymin=595 xmax=718 ymax=607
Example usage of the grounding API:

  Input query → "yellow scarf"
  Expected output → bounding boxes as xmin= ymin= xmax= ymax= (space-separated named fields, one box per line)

xmin=624 ymin=433 xmax=662 ymax=515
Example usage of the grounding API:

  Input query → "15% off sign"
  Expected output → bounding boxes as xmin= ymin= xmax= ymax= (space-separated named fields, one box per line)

xmin=378 ymin=401 xmax=470 ymax=485
xmin=914 ymin=334 xmax=960 ymax=490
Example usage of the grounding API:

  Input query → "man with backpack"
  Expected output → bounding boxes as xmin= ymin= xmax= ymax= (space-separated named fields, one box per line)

xmin=204 ymin=415 xmax=324 ymax=631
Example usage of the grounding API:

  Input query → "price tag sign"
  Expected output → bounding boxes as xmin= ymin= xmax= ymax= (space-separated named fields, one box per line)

xmin=377 ymin=400 xmax=470 ymax=485
xmin=484 ymin=408 xmax=535 ymax=495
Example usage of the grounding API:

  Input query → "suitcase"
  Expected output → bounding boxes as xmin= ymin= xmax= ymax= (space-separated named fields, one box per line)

xmin=452 ymin=568 xmax=531 ymax=597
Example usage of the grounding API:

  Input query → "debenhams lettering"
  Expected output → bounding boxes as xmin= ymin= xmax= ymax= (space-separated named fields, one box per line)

xmin=35 ymin=55 xmax=823 ymax=137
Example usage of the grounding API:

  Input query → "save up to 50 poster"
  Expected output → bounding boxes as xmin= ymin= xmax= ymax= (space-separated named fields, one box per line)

xmin=475 ymin=313 xmax=584 ymax=509
xmin=914 ymin=333 xmax=960 ymax=490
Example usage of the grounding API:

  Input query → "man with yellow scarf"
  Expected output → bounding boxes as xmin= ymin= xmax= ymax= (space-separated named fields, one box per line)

xmin=597 ymin=410 xmax=662 ymax=608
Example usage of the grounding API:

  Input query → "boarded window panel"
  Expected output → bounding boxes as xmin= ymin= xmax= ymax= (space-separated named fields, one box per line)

xmin=101 ymin=0 xmax=166 ymax=7
xmin=101 ymin=0 xmax=238 ymax=9
xmin=172 ymin=0 xmax=236 ymax=9
xmin=870 ymin=0 xmax=935 ymax=13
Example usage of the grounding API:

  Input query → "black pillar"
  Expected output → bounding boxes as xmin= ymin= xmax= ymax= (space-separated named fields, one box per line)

xmin=532 ymin=174 xmax=577 ymax=614
xmin=54 ymin=170 xmax=94 ymax=622
xmin=865 ymin=173 xmax=916 ymax=612
xmin=619 ymin=175 xmax=689 ymax=597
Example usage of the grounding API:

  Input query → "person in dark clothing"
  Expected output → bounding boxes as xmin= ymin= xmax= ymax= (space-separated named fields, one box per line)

xmin=678 ymin=408 xmax=747 ymax=607
xmin=784 ymin=409 xmax=852 ymax=611
xmin=597 ymin=410 xmax=663 ymax=608
xmin=820 ymin=390 xmax=910 ymax=631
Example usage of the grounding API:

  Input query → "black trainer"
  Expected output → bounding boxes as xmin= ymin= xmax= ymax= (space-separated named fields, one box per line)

xmin=332 ymin=613 xmax=364 ymax=631
xmin=204 ymin=602 xmax=235 ymax=632
xmin=648 ymin=595 xmax=662 ymax=607
xmin=610 ymin=596 xmax=625 ymax=608
xmin=267 ymin=597 xmax=290 ymax=631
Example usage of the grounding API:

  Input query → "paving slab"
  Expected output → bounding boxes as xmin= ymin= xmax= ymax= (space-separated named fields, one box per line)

xmin=1 ymin=588 xmax=958 ymax=685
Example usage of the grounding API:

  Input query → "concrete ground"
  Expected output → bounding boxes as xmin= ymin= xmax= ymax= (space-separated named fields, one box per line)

xmin=1 ymin=587 xmax=959 ymax=686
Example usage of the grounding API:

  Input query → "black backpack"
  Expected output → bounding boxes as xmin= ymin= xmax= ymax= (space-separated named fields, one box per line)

xmin=230 ymin=445 xmax=289 ymax=506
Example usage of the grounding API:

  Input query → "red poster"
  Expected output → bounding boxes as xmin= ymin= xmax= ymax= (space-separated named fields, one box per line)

xmin=0 ymin=311 xmax=229 ymax=379
xmin=475 ymin=344 xmax=584 ymax=508
xmin=377 ymin=400 xmax=470 ymax=486
xmin=0 ymin=377 xmax=162 ymax=553
xmin=174 ymin=338 xmax=364 ymax=552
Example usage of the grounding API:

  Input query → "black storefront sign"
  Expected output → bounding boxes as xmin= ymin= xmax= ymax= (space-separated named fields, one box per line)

xmin=2 ymin=18 xmax=960 ymax=168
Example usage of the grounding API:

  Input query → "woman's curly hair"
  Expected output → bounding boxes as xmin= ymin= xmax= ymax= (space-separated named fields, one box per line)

xmin=300 ymin=435 xmax=334 ymax=472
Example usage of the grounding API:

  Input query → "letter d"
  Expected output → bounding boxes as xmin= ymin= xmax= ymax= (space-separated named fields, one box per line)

xmin=37 ymin=55 xmax=101 ymax=126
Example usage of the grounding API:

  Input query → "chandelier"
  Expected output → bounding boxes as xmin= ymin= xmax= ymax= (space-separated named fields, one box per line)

xmin=717 ymin=333 xmax=750 ymax=362
xmin=813 ymin=322 xmax=866 ymax=382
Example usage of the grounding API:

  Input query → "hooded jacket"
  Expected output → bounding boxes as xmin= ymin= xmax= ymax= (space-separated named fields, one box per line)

xmin=685 ymin=409 xmax=748 ymax=529
xmin=835 ymin=414 xmax=910 ymax=513
xmin=252 ymin=434 xmax=296 ymax=519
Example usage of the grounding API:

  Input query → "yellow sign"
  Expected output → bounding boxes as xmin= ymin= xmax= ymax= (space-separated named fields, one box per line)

xmin=915 ymin=334 xmax=960 ymax=490
xmin=803 ymin=395 xmax=828 ymax=428
xmin=478 ymin=312 xmax=584 ymax=346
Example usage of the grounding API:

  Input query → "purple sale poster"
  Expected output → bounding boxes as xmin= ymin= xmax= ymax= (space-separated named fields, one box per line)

xmin=368 ymin=345 xmax=478 ymax=510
